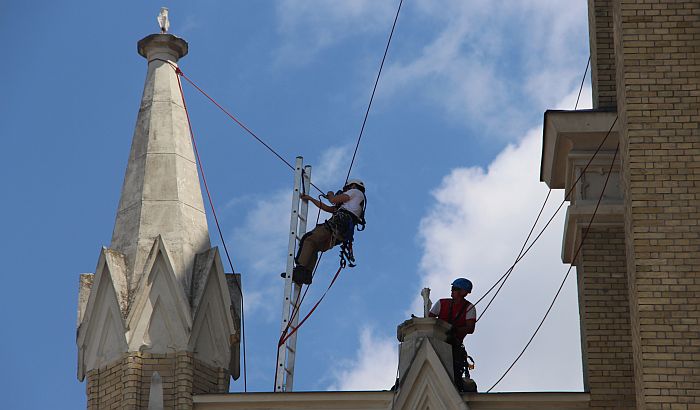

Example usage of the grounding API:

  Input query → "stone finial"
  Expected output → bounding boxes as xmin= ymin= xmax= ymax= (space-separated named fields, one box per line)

xmin=421 ymin=288 xmax=432 ymax=318
xmin=157 ymin=7 xmax=170 ymax=33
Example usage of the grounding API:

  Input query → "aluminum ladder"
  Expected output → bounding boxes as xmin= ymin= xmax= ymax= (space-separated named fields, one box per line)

xmin=276 ymin=156 xmax=312 ymax=392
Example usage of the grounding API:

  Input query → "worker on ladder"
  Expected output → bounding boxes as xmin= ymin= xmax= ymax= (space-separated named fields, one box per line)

xmin=429 ymin=278 xmax=478 ymax=392
xmin=293 ymin=179 xmax=366 ymax=285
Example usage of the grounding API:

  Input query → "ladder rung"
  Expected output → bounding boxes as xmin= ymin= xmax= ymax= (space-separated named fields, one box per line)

xmin=286 ymin=345 xmax=296 ymax=353
xmin=298 ymin=214 xmax=307 ymax=222
xmin=285 ymin=367 xmax=293 ymax=375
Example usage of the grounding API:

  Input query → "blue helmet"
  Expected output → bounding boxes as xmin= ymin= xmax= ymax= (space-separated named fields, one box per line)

xmin=451 ymin=278 xmax=473 ymax=292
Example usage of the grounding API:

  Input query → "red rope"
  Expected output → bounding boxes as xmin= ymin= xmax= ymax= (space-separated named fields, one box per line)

xmin=278 ymin=264 xmax=345 ymax=348
xmin=151 ymin=58 xmax=327 ymax=193
xmin=157 ymin=58 xmax=347 ymax=391
xmin=171 ymin=64 xmax=325 ymax=194
xmin=274 ymin=263 xmax=344 ymax=391
xmin=176 ymin=69 xmax=296 ymax=171
xmin=170 ymin=61 xmax=248 ymax=392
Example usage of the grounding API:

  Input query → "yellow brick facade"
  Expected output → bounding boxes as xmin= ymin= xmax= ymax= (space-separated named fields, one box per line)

xmin=612 ymin=0 xmax=700 ymax=408
xmin=578 ymin=226 xmax=636 ymax=409
xmin=562 ymin=1 xmax=700 ymax=408
xmin=86 ymin=352 xmax=229 ymax=409
xmin=588 ymin=0 xmax=617 ymax=109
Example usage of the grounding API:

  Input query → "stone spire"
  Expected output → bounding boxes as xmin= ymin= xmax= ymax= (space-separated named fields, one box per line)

xmin=77 ymin=21 xmax=241 ymax=409
xmin=111 ymin=33 xmax=209 ymax=294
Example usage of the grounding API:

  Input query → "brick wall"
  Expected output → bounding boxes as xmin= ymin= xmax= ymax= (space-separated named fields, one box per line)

xmin=578 ymin=226 xmax=636 ymax=409
xmin=86 ymin=352 xmax=229 ymax=409
xmin=613 ymin=0 xmax=700 ymax=408
xmin=588 ymin=0 xmax=617 ymax=109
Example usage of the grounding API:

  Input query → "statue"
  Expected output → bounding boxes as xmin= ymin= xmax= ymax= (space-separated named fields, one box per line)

xmin=157 ymin=7 xmax=170 ymax=33
xmin=421 ymin=288 xmax=432 ymax=318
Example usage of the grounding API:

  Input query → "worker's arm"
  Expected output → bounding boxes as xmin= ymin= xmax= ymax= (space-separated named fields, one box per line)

xmin=460 ymin=302 xmax=477 ymax=335
xmin=428 ymin=301 xmax=440 ymax=318
xmin=301 ymin=194 xmax=337 ymax=213
xmin=326 ymin=191 xmax=351 ymax=205
xmin=452 ymin=319 xmax=476 ymax=339
xmin=462 ymin=319 xmax=476 ymax=335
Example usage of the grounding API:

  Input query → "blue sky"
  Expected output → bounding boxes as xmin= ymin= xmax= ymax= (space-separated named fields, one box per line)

xmin=1 ymin=1 xmax=592 ymax=408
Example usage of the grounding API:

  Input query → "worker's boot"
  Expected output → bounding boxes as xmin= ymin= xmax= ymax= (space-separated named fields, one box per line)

xmin=462 ymin=377 xmax=477 ymax=392
xmin=292 ymin=266 xmax=313 ymax=285
xmin=461 ymin=363 xmax=477 ymax=392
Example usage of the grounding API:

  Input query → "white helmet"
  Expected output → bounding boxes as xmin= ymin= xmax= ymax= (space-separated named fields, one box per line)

xmin=345 ymin=178 xmax=365 ymax=190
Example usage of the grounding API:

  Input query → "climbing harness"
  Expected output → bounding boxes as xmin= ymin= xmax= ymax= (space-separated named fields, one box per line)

xmin=340 ymin=241 xmax=355 ymax=268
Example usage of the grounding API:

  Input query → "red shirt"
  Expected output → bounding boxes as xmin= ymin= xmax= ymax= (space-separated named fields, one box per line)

xmin=433 ymin=298 xmax=476 ymax=342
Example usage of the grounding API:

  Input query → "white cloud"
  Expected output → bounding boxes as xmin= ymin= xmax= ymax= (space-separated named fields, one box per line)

xmin=272 ymin=0 xmax=594 ymax=393
xmin=272 ymin=0 xmax=588 ymax=135
xmin=179 ymin=14 xmax=200 ymax=34
xmin=416 ymin=126 xmax=582 ymax=392
xmin=232 ymin=190 xmax=290 ymax=318
xmin=312 ymin=145 xmax=352 ymax=190
xmin=331 ymin=86 xmax=593 ymax=392
xmin=414 ymin=87 xmax=592 ymax=392
xmin=274 ymin=0 xmax=394 ymax=66
xmin=380 ymin=0 xmax=588 ymax=134
xmin=328 ymin=326 xmax=398 ymax=391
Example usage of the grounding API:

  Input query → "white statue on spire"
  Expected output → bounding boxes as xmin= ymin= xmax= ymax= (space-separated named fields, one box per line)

xmin=157 ymin=7 xmax=170 ymax=33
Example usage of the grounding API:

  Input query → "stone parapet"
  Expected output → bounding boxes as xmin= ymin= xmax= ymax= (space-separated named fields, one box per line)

xmin=397 ymin=317 xmax=454 ymax=383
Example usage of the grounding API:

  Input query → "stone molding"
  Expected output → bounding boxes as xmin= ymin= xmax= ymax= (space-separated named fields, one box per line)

xmin=393 ymin=339 xmax=468 ymax=410
xmin=124 ymin=236 xmax=193 ymax=354
xmin=138 ymin=33 xmax=188 ymax=60
xmin=541 ymin=109 xmax=619 ymax=190
xmin=77 ymin=247 xmax=130 ymax=381
xmin=563 ymin=203 xmax=624 ymax=264
xmin=77 ymin=236 xmax=240 ymax=379
xmin=541 ymin=109 xmax=624 ymax=264
xmin=396 ymin=317 xmax=453 ymax=384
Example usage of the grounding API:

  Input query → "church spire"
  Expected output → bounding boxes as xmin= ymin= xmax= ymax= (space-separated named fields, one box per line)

xmin=77 ymin=14 xmax=241 ymax=407
xmin=110 ymin=31 xmax=210 ymax=294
